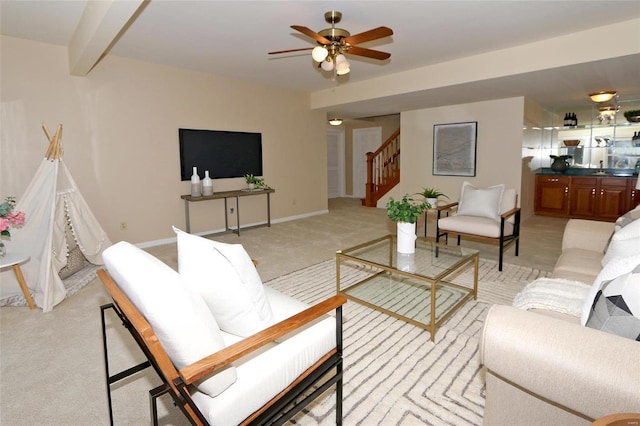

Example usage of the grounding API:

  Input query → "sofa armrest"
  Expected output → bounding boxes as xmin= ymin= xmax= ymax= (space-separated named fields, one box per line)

xmin=179 ymin=295 xmax=347 ymax=385
xmin=480 ymin=305 xmax=640 ymax=420
xmin=561 ymin=219 xmax=614 ymax=253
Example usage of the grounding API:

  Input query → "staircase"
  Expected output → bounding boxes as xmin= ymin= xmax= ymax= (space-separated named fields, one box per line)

xmin=362 ymin=128 xmax=400 ymax=207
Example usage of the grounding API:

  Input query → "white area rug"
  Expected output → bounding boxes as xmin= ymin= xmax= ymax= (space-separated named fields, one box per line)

xmin=0 ymin=262 xmax=100 ymax=308
xmin=264 ymin=258 xmax=549 ymax=425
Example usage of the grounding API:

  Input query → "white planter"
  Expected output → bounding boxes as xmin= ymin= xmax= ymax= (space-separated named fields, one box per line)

xmin=426 ymin=197 xmax=438 ymax=209
xmin=396 ymin=222 xmax=417 ymax=254
xmin=397 ymin=253 xmax=415 ymax=273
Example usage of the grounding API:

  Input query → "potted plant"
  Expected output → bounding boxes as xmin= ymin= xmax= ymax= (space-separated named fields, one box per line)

xmin=417 ymin=187 xmax=449 ymax=209
xmin=386 ymin=194 xmax=428 ymax=254
xmin=244 ymin=174 xmax=261 ymax=190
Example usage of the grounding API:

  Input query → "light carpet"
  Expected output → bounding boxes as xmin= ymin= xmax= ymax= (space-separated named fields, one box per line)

xmin=262 ymin=258 xmax=549 ymax=425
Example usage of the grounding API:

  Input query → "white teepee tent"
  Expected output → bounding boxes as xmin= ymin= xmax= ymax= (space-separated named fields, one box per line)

xmin=0 ymin=124 xmax=111 ymax=311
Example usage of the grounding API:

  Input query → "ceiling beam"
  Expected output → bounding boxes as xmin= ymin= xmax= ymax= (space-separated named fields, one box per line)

xmin=68 ymin=0 xmax=146 ymax=76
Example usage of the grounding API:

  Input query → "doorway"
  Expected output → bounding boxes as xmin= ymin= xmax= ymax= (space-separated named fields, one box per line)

xmin=327 ymin=128 xmax=345 ymax=198
xmin=352 ymin=127 xmax=382 ymax=199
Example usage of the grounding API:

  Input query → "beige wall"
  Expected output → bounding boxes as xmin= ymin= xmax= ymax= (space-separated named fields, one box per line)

xmin=383 ymin=97 xmax=525 ymax=208
xmin=0 ymin=36 xmax=327 ymax=245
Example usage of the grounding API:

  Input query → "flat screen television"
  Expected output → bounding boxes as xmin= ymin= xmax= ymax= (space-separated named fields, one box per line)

xmin=179 ymin=128 xmax=262 ymax=180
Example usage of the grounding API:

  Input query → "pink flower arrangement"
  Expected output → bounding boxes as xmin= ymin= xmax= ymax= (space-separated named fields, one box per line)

xmin=0 ymin=196 xmax=26 ymax=241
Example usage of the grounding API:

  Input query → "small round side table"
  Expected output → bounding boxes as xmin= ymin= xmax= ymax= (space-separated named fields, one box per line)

xmin=0 ymin=252 xmax=35 ymax=309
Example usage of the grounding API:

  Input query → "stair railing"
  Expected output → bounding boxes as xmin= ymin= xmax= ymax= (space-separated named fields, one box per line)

xmin=364 ymin=128 xmax=400 ymax=207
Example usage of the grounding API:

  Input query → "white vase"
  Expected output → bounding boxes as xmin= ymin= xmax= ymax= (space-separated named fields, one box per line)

xmin=202 ymin=170 xmax=213 ymax=196
xmin=396 ymin=222 xmax=417 ymax=254
xmin=397 ymin=253 xmax=415 ymax=273
xmin=190 ymin=167 xmax=201 ymax=197
xmin=426 ymin=197 xmax=438 ymax=209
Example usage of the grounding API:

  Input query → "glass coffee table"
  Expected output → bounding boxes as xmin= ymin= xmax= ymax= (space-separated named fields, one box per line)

xmin=336 ymin=235 xmax=479 ymax=341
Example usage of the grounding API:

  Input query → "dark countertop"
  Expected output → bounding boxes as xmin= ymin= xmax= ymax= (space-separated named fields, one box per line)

xmin=536 ymin=168 xmax=639 ymax=178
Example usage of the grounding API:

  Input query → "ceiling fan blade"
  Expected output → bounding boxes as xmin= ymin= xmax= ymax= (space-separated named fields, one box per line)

xmin=291 ymin=25 xmax=331 ymax=44
xmin=268 ymin=47 xmax=314 ymax=55
xmin=342 ymin=26 xmax=393 ymax=45
xmin=346 ymin=46 xmax=391 ymax=60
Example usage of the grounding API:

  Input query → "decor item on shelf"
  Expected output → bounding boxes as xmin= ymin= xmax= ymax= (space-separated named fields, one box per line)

xmin=268 ymin=11 xmax=392 ymax=79
xmin=563 ymin=113 xmax=578 ymax=127
xmin=328 ymin=118 xmax=342 ymax=126
xmin=386 ymin=195 xmax=427 ymax=254
xmin=417 ymin=187 xmax=449 ymax=209
xmin=190 ymin=167 xmax=201 ymax=197
xmin=550 ymin=155 xmax=572 ymax=172
xmin=0 ymin=196 xmax=26 ymax=258
xmin=624 ymin=109 xmax=640 ymax=123
xmin=598 ymin=105 xmax=619 ymax=123
xmin=563 ymin=139 xmax=581 ymax=147
xmin=589 ymin=91 xmax=617 ymax=103
xmin=202 ymin=170 xmax=213 ymax=196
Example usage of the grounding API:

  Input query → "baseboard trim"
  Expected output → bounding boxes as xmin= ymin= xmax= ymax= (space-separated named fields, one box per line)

xmin=136 ymin=209 xmax=330 ymax=249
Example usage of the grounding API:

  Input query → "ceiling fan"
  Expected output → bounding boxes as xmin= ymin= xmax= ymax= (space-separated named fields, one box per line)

xmin=268 ymin=11 xmax=393 ymax=76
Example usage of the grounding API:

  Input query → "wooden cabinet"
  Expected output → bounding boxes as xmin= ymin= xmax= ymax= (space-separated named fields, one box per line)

xmin=535 ymin=174 xmax=636 ymax=221
xmin=535 ymin=175 xmax=569 ymax=215
xmin=629 ymin=179 xmax=640 ymax=210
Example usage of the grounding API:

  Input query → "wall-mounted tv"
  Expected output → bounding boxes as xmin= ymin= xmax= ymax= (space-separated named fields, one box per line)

xmin=179 ymin=128 xmax=262 ymax=180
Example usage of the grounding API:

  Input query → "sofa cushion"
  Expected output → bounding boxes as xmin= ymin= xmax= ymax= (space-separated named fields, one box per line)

xmin=190 ymin=288 xmax=336 ymax=426
xmin=601 ymin=218 xmax=640 ymax=266
xmin=581 ymin=254 xmax=640 ymax=326
xmin=585 ymin=265 xmax=640 ymax=341
xmin=551 ymin=248 xmax=604 ymax=284
xmin=174 ymin=227 xmax=274 ymax=337
xmin=614 ymin=204 xmax=640 ymax=232
xmin=103 ymin=241 xmax=236 ymax=397
xmin=438 ymin=215 xmax=514 ymax=238
xmin=455 ymin=182 xmax=504 ymax=221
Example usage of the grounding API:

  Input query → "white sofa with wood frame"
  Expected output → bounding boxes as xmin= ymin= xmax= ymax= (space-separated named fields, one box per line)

xmin=480 ymin=205 xmax=640 ymax=425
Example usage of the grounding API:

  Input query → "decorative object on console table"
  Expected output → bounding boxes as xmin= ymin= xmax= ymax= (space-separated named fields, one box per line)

xmin=190 ymin=167 xmax=201 ymax=197
xmin=202 ymin=170 xmax=213 ymax=196
xmin=386 ymin=194 xmax=427 ymax=254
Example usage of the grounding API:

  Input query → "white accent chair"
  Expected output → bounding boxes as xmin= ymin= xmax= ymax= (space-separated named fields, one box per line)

xmin=99 ymin=241 xmax=346 ymax=425
xmin=436 ymin=183 xmax=520 ymax=271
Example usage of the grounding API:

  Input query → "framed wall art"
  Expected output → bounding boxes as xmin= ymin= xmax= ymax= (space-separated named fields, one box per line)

xmin=433 ymin=121 xmax=477 ymax=176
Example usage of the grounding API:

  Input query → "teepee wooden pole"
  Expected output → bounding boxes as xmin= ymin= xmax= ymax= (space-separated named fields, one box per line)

xmin=42 ymin=123 xmax=63 ymax=160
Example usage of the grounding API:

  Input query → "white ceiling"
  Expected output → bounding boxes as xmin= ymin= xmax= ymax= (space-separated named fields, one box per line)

xmin=2 ymin=0 xmax=640 ymax=117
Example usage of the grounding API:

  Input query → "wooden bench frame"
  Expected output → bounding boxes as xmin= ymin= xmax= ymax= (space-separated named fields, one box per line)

xmin=98 ymin=269 xmax=347 ymax=425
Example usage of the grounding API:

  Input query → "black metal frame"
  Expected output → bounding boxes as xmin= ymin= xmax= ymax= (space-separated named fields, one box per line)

xmin=435 ymin=208 xmax=521 ymax=271
xmin=101 ymin=302 xmax=344 ymax=425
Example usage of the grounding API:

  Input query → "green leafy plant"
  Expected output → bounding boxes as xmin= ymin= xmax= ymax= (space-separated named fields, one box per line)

xmin=386 ymin=194 xmax=427 ymax=224
xmin=415 ymin=187 xmax=449 ymax=209
xmin=244 ymin=174 xmax=271 ymax=189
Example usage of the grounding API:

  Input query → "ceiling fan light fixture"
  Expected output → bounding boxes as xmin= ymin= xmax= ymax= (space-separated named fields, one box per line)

xmin=589 ymin=91 xmax=617 ymax=103
xmin=321 ymin=59 xmax=334 ymax=71
xmin=329 ymin=118 xmax=343 ymax=126
xmin=335 ymin=55 xmax=350 ymax=75
xmin=312 ymin=46 xmax=329 ymax=62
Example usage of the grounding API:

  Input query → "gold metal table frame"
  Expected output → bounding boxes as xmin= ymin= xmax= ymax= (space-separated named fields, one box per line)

xmin=336 ymin=235 xmax=478 ymax=341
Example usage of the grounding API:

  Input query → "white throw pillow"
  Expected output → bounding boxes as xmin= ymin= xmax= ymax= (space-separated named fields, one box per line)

xmin=103 ymin=241 xmax=236 ymax=397
xmin=601 ymin=218 xmax=640 ymax=266
xmin=455 ymin=182 xmax=505 ymax=221
xmin=174 ymin=227 xmax=274 ymax=337
xmin=581 ymin=254 xmax=640 ymax=326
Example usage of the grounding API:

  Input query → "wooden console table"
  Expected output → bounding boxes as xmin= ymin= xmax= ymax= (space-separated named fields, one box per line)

xmin=180 ymin=188 xmax=274 ymax=236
